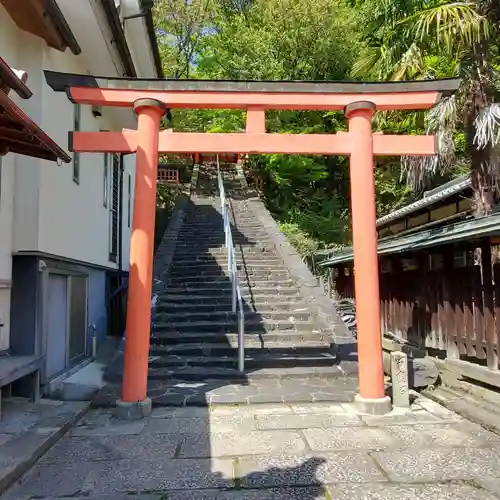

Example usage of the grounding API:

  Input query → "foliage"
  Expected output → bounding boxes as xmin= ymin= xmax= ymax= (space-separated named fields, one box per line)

xmin=279 ymin=223 xmax=320 ymax=257
xmin=152 ymin=0 xmax=495 ymax=256
xmin=353 ymin=0 xmax=500 ymax=215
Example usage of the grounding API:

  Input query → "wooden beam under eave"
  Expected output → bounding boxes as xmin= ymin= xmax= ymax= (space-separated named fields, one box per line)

xmin=0 ymin=0 xmax=66 ymax=52
xmin=71 ymin=131 xmax=437 ymax=156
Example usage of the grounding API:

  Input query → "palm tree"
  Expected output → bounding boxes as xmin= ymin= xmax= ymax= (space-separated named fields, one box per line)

xmin=353 ymin=0 xmax=500 ymax=215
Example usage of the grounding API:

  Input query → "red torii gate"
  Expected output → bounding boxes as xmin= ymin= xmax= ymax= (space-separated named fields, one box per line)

xmin=45 ymin=72 xmax=459 ymax=418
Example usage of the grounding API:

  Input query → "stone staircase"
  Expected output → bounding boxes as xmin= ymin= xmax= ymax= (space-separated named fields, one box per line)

xmin=102 ymin=163 xmax=357 ymax=406
xmin=142 ymin=164 xmax=357 ymax=404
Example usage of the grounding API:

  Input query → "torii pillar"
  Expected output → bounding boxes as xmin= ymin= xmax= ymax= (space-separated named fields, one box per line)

xmin=119 ymin=98 xmax=165 ymax=418
xmin=346 ymin=101 xmax=388 ymax=412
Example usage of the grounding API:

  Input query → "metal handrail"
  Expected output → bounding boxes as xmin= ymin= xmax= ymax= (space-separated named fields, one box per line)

xmin=217 ymin=156 xmax=245 ymax=372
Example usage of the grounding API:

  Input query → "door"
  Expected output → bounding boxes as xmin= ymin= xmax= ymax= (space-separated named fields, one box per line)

xmin=46 ymin=274 xmax=68 ymax=379
xmin=68 ymin=276 xmax=87 ymax=361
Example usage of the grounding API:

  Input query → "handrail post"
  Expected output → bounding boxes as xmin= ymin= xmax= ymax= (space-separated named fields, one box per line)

xmin=238 ymin=310 xmax=245 ymax=372
xmin=217 ymin=154 xmax=244 ymax=373
xmin=232 ymin=270 xmax=237 ymax=313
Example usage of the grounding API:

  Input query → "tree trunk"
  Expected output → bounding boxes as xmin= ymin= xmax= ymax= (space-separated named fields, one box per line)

xmin=467 ymin=45 xmax=494 ymax=217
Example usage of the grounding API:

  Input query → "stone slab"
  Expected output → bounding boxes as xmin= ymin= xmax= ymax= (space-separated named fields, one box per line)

xmin=385 ymin=423 xmax=500 ymax=448
xmin=324 ymin=482 xmax=499 ymax=500
xmin=0 ymin=399 xmax=89 ymax=496
xmin=62 ymin=360 xmax=107 ymax=401
xmin=181 ymin=430 xmax=307 ymax=457
xmin=373 ymin=447 xmax=500 ymax=482
xmin=70 ymin=410 xmax=145 ymax=436
xmin=238 ymin=452 xmax=386 ymax=488
xmin=303 ymin=426 xmax=400 ymax=451
xmin=144 ymin=415 xmax=256 ymax=434
xmin=474 ymin=478 xmax=500 ymax=498
xmin=95 ymin=375 xmax=358 ymax=408
xmin=291 ymin=403 xmax=347 ymax=414
xmin=255 ymin=413 xmax=363 ymax=430
xmin=362 ymin=409 xmax=443 ymax=427
xmin=40 ymin=433 xmax=179 ymax=463
xmin=24 ymin=483 xmax=500 ymax=500
xmin=166 ymin=487 xmax=328 ymax=499
xmin=5 ymin=458 xmax=234 ymax=498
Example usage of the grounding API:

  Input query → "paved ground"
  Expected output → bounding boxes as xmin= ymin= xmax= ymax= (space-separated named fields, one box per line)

xmin=95 ymin=375 xmax=359 ymax=407
xmin=4 ymin=396 xmax=500 ymax=499
xmin=0 ymin=399 xmax=89 ymax=495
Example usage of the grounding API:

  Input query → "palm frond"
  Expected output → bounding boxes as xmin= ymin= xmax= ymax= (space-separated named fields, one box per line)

xmin=399 ymin=2 xmax=490 ymax=53
xmin=473 ymin=103 xmax=500 ymax=150
xmin=351 ymin=46 xmax=383 ymax=77
xmin=426 ymin=94 xmax=459 ymax=132
xmin=390 ymin=43 xmax=423 ymax=80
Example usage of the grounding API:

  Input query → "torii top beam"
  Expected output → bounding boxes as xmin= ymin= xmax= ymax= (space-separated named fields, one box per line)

xmin=45 ymin=72 xmax=460 ymax=111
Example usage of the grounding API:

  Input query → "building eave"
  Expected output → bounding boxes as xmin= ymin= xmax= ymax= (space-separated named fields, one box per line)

xmin=376 ymin=175 xmax=472 ymax=228
xmin=0 ymin=82 xmax=71 ymax=163
xmin=322 ymin=212 xmax=500 ymax=267
xmin=45 ymin=0 xmax=82 ymax=55
xmin=141 ymin=0 xmax=164 ymax=78
xmin=101 ymin=0 xmax=137 ymax=78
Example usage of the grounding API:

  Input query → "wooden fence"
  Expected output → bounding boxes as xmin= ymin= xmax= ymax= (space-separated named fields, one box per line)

xmin=329 ymin=239 xmax=500 ymax=372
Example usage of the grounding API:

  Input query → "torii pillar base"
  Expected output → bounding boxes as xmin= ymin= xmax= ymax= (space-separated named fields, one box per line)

xmin=354 ymin=394 xmax=392 ymax=416
xmin=116 ymin=398 xmax=152 ymax=420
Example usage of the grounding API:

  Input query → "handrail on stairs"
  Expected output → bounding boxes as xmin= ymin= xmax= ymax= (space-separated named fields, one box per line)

xmin=216 ymin=155 xmax=245 ymax=372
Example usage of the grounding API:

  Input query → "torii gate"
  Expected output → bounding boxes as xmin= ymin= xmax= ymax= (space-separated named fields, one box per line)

xmin=45 ymin=72 xmax=459 ymax=418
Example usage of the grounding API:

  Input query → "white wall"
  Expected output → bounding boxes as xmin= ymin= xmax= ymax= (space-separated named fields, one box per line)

xmin=0 ymin=0 xmax=156 ymax=348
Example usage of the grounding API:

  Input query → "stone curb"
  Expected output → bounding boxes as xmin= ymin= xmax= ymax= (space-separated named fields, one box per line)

xmin=422 ymin=386 xmax=500 ymax=435
xmin=233 ymin=165 xmax=354 ymax=358
xmin=0 ymin=402 xmax=90 ymax=496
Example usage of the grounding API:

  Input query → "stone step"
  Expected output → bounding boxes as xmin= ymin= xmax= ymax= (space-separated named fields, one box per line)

xmin=153 ymin=318 xmax=318 ymax=334
xmin=149 ymin=340 xmax=333 ymax=356
xmin=155 ymin=300 xmax=308 ymax=314
xmin=178 ymin=230 xmax=266 ymax=237
xmin=144 ymin=365 xmax=345 ymax=382
xmin=168 ymin=265 xmax=286 ymax=277
xmin=151 ymin=330 xmax=330 ymax=346
xmin=166 ymin=276 xmax=292 ymax=287
xmin=169 ymin=258 xmax=284 ymax=267
xmin=149 ymin=352 xmax=336 ymax=370
xmin=173 ymin=246 xmax=273 ymax=253
xmin=160 ymin=285 xmax=299 ymax=296
xmin=158 ymin=292 xmax=302 ymax=303
xmin=155 ymin=310 xmax=313 ymax=323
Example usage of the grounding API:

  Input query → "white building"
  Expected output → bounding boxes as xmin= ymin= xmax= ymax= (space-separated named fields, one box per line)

xmin=0 ymin=0 xmax=162 ymax=396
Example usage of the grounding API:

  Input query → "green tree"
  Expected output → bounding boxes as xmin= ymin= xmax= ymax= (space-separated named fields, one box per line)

xmin=353 ymin=0 xmax=500 ymax=215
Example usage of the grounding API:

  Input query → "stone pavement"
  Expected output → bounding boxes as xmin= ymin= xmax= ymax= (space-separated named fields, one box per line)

xmin=4 ymin=396 xmax=500 ymax=499
xmin=95 ymin=375 xmax=359 ymax=407
xmin=0 ymin=398 xmax=89 ymax=495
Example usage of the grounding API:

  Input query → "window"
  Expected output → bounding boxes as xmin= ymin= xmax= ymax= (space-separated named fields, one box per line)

xmin=73 ymin=104 xmax=81 ymax=184
xmin=103 ymin=153 xmax=109 ymax=208
xmin=0 ymin=156 xmax=2 ymax=207
xmin=127 ymin=173 xmax=131 ymax=228
xmin=109 ymin=154 xmax=120 ymax=262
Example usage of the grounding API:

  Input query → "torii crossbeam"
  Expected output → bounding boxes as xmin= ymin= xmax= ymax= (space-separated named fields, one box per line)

xmin=45 ymin=72 xmax=460 ymax=418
